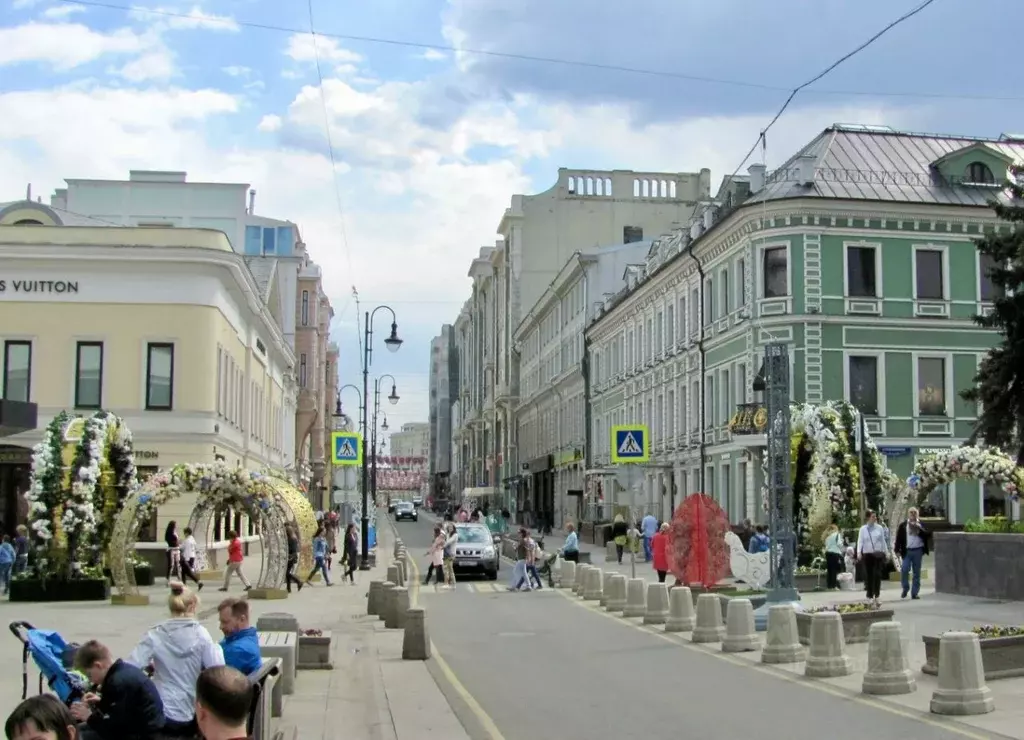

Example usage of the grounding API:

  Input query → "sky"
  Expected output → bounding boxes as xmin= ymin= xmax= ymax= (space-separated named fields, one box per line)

xmin=1 ymin=0 xmax=1021 ymax=440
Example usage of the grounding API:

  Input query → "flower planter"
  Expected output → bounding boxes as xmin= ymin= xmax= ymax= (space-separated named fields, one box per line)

xmin=10 ymin=578 xmax=111 ymax=603
xmin=297 ymin=631 xmax=333 ymax=670
xmin=102 ymin=566 xmax=154 ymax=587
xmin=922 ymin=634 xmax=1024 ymax=680
xmin=795 ymin=609 xmax=893 ymax=645
xmin=794 ymin=573 xmax=825 ymax=592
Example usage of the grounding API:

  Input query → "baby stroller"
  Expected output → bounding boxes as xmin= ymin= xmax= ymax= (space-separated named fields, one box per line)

xmin=10 ymin=621 xmax=88 ymax=705
xmin=536 ymin=550 xmax=560 ymax=588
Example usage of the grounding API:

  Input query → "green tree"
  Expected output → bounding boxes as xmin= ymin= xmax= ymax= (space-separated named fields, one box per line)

xmin=962 ymin=165 xmax=1024 ymax=463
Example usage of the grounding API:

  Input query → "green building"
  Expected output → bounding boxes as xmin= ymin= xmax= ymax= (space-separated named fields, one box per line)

xmin=586 ymin=124 xmax=1023 ymax=526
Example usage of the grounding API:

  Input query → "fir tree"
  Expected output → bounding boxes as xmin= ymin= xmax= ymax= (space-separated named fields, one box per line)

xmin=962 ymin=165 xmax=1024 ymax=463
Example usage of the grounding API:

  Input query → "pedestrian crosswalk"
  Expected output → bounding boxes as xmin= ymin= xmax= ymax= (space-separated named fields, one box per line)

xmin=415 ymin=582 xmax=559 ymax=596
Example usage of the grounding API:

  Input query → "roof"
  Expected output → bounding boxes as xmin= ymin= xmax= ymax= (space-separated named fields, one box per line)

xmin=243 ymin=256 xmax=277 ymax=301
xmin=0 ymin=200 xmax=114 ymax=226
xmin=755 ymin=125 xmax=1024 ymax=207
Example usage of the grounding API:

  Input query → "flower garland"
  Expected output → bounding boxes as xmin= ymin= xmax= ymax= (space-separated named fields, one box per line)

xmin=135 ymin=462 xmax=276 ymax=526
xmin=63 ymin=414 xmax=105 ymax=562
xmin=909 ymin=445 xmax=1023 ymax=500
xmin=26 ymin=411 xmax=71 ymax=566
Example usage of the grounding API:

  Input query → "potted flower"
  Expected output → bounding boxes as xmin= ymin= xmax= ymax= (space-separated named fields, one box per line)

xmin=795 ymin=601 xmax=893 ymax=645
xmin=794 ymin=559 xmax=826 ymax=592
xmin=922 ymin=625 xmax=1024 ymax=680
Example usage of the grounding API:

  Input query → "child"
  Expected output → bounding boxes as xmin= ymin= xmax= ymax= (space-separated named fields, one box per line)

xmin=839 ymin=546 xmax=856 ymax=591
xmin=306 ymin=527 xmax=332 ymax=586
xmin=4 ymin=694 xmax=78 ymax=740
xmin=0 ymin=535 xmax=15 ymax=595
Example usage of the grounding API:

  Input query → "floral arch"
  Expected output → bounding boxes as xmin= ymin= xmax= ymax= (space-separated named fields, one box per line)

xmin=909 ymin=446 xmax=1023 ymax=506
xmin=108 ymin=463 xmax=290 ymax=600
xmin=26 ymin=410 xmax=139 ymax=578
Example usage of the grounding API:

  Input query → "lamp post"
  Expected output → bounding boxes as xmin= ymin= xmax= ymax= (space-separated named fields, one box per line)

xmin=359 ymin=306 xmax=402 ymax=569
xmin=337 ymin=384 xmax=364 ymax=436
xmin=371 ymin=374 xmax=399 ymax=511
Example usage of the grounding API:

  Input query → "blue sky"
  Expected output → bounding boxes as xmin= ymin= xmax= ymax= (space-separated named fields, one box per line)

xmin=2 ymin=0 xmax=1020 ymax=435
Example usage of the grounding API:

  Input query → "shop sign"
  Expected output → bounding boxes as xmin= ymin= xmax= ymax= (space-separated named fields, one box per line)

xmin=135 ymin=450 xmax=159 ymax=460
xmin=0 ymin=280 xmax=79 ymax=294
xmin=878 ymin=446 xmax=912 ymax=457
xmin=918 ymin=447 xmax=951 ymax=455
xmin=728 ymin=403 xmax=768 ymax=435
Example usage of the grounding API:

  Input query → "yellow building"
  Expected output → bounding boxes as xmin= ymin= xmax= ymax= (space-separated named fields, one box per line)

xmin=0 ymin=205 xmax=297 ymax=546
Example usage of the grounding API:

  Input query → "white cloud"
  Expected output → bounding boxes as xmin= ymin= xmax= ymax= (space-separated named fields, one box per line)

xmin=11 ymin=0 xmax=43 ymax=7
xmin=116 ymin=49 xmax=176 ymax=82
xmin=0 ymin=22 xmax=147 ymax=70
xmin=222 ymin=65 xmax=251 ymax=77
xmin=421 ymin=49 xmax=447 ymax=61
xmin=285 ymin=34 xmax=362 ymax=65
xmin=257 ymin=114 xmax=282 ymax=132
xmin=139 ymin=5 xmax=239 ymax=32
xmin=42 ymin=4 xmax=87 ymax=18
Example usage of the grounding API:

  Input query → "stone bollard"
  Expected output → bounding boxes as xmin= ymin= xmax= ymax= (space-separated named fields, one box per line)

xmin=559 ymin=561 xmax=577 ymax=590
xmin=393 ymin=540 xmax=402 ymax=558
xmin=575 ymin=565 xmax=590 ymax=596
xmin=402 ymin=607 xmax=431 ymax=660
xmin=930 ymin=632 xmax=994 ymax=715
xmin=606 ymin=574 xmax=627 ymax=613
xmin=599 ymin=571 xmax=614 ymax=607
xmin=379 ymin=582 xmax=395 ymax=623
xmin=605 ymin=541 xmax=618 ymax=563
xmin=722 ymin=599 xmax=759 ymax=652
xmin=761 ymin=605 xmax=805 ymax=664
xmin=388 ymin=587 xmax=410 ymax=630
xmin=367 ymin=581 xmax=384 ymax=616
xmin=692 ymin=593 xmax=725 ymax=643
xmin=805 ymin=612 xmax=853 ymax=677
xmin=394 ymin=560 xmax=406 ymax=588
xmin=862 ymin=622 xmax=915 ymax=695
xmin=583 ymin=568 xmax=603 ymax=601
xmin=665 ymin=587 xmax=696 ymax=633
xmin=386 ymin=565 xmax=401 ymax=588
xmin=622 ymin=578 xmax=647 ymax=618
xmin=643 ymin=583 xmax=670 ymax=625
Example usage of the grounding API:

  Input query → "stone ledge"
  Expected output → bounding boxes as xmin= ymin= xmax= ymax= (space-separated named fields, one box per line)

xmin=922 ymin=633 xmax=1024 ymax=680
xmin=795 ymin=609 xmax=893 ymax=645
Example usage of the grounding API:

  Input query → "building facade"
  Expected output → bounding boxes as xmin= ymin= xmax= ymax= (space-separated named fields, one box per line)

xmin=389 ymin=422 xmax=430 ymax=460
xmin=0 ymin=215 xmax=295 ymax=536
xmin=427 ymin=326 xmax=455 ymax=498
xmin=586 ymin=125 xmax=1021 ymax=525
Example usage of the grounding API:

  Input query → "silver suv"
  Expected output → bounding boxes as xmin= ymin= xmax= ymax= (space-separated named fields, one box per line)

xmin=453 ymin=524 xmax=499 ymax=580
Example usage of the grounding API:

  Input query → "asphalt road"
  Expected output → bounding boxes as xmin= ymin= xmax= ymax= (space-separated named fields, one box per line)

xmin=391 ymin=516 xmax=995 ymax=740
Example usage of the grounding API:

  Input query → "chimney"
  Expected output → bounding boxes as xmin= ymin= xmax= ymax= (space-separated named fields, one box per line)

xmin=248 ymin=189 xmax=256 ymax=214
xmin=702 ymin=204 xmax=717 ymax=230
xmin=795 ymin=154 xmax=816 ymax=186
xmin=748 ymin=164 xmax=766 ymax=193
xmin=26 ymin=184 xmax=31 ymax=201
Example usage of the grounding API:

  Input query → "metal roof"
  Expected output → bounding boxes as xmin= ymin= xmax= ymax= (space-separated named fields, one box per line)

xmin=754 ymin=125 xmax=1024 ymax=208
xmin=243 ymin=256 xmax=277 ymax=301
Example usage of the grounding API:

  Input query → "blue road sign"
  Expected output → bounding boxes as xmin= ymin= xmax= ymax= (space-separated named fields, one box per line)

xmin=610 ymin=425 xmax=649 ymax=464
xmin=331 ymin=431 xmax=363 ymax=466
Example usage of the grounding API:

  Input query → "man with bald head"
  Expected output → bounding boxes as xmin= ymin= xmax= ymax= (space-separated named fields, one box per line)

xmin=194 ymin=666 xmax=252 ymax=740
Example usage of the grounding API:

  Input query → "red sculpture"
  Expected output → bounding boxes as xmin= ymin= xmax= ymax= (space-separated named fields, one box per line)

xmin=666 ymin=493 xmax=730 ymax=588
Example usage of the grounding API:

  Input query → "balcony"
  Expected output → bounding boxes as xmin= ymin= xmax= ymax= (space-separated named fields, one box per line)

xmin=728 ymin=402 xmax=768 ymax=448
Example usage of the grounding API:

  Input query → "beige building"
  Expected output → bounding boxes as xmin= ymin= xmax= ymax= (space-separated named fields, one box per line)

xmin=0 ymin=206 xmax=295 ymax=540
xmin=389 ymin=422 xmax=430 ymax=460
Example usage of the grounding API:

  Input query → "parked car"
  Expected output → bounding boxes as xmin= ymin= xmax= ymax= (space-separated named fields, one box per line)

xmin=452 ymin=523 xmax=499 ymax=580
xmin=394 ymin=501 xmax=417 ymax=522
xmin=411 ymin=494 xmax=423 ymax=508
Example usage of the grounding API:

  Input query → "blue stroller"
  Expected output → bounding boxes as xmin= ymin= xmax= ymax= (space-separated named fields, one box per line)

xmin=10 ymin=621 xmax=88 ymax=705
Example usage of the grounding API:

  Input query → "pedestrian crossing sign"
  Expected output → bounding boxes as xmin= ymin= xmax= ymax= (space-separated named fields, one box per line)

xmin=331 ymin=431 xmax=363 ymax=466
xmin=610 ymin=425 xmax=649 ymax=464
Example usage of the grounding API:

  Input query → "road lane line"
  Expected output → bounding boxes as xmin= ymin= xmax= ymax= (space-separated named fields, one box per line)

xmin=406 ymin=547 xmax=507 ymax=740
xmin=552 ymin=588 xmax=998 ymax=740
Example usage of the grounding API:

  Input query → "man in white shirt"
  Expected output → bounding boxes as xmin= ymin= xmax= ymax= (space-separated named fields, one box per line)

xmin=179 ymin=527 xmax=203 ymax=588
xmin=894 ymin=506 xmax=929 ymax=600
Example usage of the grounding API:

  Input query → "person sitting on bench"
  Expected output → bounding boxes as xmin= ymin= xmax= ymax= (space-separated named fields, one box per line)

xmin=70 ymin=640 xmax=165 ymax=740
xmin=194 ymin=666 xmax=253 ymax=740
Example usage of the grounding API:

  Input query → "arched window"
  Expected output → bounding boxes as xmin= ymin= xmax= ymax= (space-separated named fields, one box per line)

xmin=964 ymin=161 xmax=995 ymax=185
xmin=12 ymin=218 xmax=43 ymax=225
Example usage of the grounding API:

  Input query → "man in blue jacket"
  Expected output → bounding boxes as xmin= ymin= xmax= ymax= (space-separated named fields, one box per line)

xmin=217 ymin=598 xmax=262 ymax=675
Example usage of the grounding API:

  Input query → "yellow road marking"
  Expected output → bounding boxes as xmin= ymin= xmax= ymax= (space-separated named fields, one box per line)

xmin=405 ymin=545 xmax=506 ymax=740
xmin=553 ymin=588 xmax=995 ymax=740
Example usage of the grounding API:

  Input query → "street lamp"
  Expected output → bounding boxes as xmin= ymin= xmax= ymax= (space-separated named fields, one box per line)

xmin=372 ymin=374 xmax=399 ymax=514
xmin=360 ymin=307 xmax=401 ymax=569
xmin=388 ymin=384 xmax=400 ymax=405
xmin=381 ymin=414 xmax=389 ymax=432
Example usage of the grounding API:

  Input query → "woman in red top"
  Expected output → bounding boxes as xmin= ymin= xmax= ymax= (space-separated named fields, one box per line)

xmin=651 ymin=522 xmax=670 ymax=583
xmin=218 ymin=530 xmax=251 ymax=592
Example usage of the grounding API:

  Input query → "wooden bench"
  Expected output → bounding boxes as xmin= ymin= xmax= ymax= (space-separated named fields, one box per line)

xmin=248 ymin=656 xmax=281 ymax=740
xmin=258 ymin=631 xmax=296 ymax=716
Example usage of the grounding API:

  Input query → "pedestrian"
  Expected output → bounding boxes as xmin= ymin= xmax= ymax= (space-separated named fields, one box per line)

xmin=738 ymin=518 xmax=755 ymax=552
xmin=823 ymin=523 xmax=845 ymax=590
xmin=561 ymin=521 xmax=579 ymax=563
xmin=4 ymin=694 xmax=77 ymax=740
xmin=342 ymin=523 xmax=358 ymax=584
xmin=306 ymin=527 xmax=332 ymax=586
xmin=0 ymin=534 xmax=15 ymax=595
xmin=641 ymin=511 xmax=658 ymax=562
xmin=441 ymin=522 xmax=458 ymax=590
xmin=164 ymin=521 xmax=181 ymax=582
xmin=284 ymin=524 xmax=303 ymax=593
xmin=748 ymin=525 xmax=770 ymax=553
xmin=895 ymin=506 xmax=929 ymax=600
xmin=424 ymin=525 xmax=445 ymax=585
xmin=12 ymin=524 xmax=28 ymax=576
xmin=507 ymin=528 xmax=530 ymax=592
xmin=179 ymin=527 xmax=202 ymax=589
xmin=611 ymin=514 xmax=628 ymax=563
xmin=511 ymin=528 xmax=541 ymax=591
xmin=325 ymin=513 xmax=338 ymax=570
xmin=218 ymin=530 xmax=251 ymax=593
xmin=651 ymin=523 xmax=670 ymax=583
xmin=855 ymin=510 xmax=887 ymax=608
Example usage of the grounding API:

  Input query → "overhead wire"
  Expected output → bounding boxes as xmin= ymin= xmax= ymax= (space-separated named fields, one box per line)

xmin=54 ymin=0 xmax=1018 ymax=103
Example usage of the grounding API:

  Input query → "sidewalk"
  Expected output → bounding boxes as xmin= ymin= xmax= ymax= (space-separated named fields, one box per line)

xmin=0 ymin=512 xmax=470 ymax=740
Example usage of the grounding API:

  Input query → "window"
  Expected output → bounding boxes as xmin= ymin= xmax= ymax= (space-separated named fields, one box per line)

xmin=703 ymin=280 xmax=714 ymax=325
xmin=848 ymin=355 xmax=879 ymax=415
xmin=2 ymin=341 xmax=31 ymax=402
xmin=145 ymin=343 xmax=174 ymax=410
xmin=704 ymin=376 xmax=715 ymax=428
xmin=737 ymin=258 xmax=747 ymax=306
xmin=301 ymin=291 xmax=309 ymax=326
xmin=965 ymin=162 xmax=995 ymax=185
xmin=915 ymin=249 xmax=944 ymax=300
xmin=623 ymin=226 xmax=643 ymax=243
xmin=983 ymin=482 xmax=1009 ymax=517
xmin=917 ymin=357 xmax=946 ymax=416
xmin=75 ymin=342 xmax=103 ymax=409
xmin=762 ymin=246 xmax=787 ymax=298
xmin=299 ymin=353 xmax=307 ymax=388
xmin=847 ymin=245 xmax=878 ymax=297
xmin=262 ymin=227 xmax=276 ymax=254
xmin=689 ymin=290 xmax=698 ymax=332
xmin=979 ymin=253 xmax=1004 ymax=302
xmin=720 ymin=268 xmax=730 ymax=314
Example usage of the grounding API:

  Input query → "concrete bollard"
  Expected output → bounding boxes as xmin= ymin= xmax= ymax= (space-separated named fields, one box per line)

xmin=605 ymin=541 xmax=618 ymax=563
xmin=722 ymin=598 xmax=759 ymax=652
xmin=761 ymin=605 xmax=805 ymax=664
xmin=386 ymin=586 xmax=410 ymax=629
xmin=643 ymin=583 xmax=670 ymax=625
xmin=575 ymin=565 xmax=590 ymax=596
xmin=583 ymin=568 xmax=603 ymax=601
xmin=862 ymin=622 xmax=916 ymax=695
xmin=805 ymin=612 xmax=852 ymax=677
xmin=599 ymin=571 xmax=614 ymax=607
xmin=930 ymin=632 xmax=994 ymax=715
xmin=402 ymin=607 xmax=431 ymax=661
xmin=692 ymin=593 xmax=726 ymax=643
xmin=606 ymin=574 xmax=627 ymax=613
xmin=386 ymin=565 xmax=401 ymax=588
xmin=622 ymin=578 xmax=647 ymax=618
xmin=394 ymin=560 xmax=406 ymax=588
xmin=665 ymin=586 xmax=696 ymax=633
xmin=559 ymin=561 xmax=577 ymax=590
xmin=393 ymin=540 xmax=402 ymax=558
xmin=379 ymin=582 xmax=395 ymax=623
xmin=367 ymin=580 xmax=383 ymax=616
